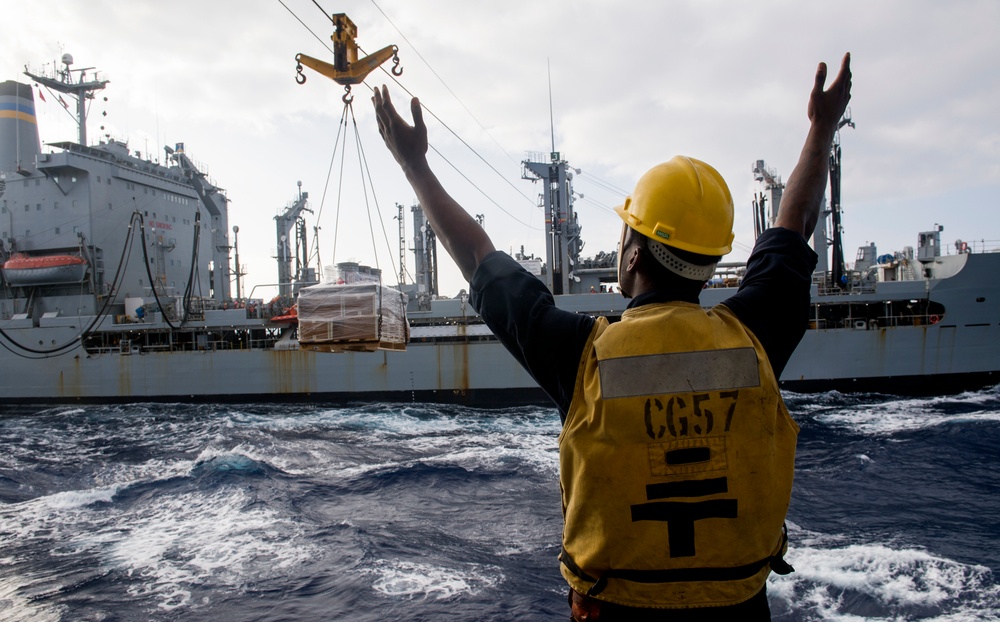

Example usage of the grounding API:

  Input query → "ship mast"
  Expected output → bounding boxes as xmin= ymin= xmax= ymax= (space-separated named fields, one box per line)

xmin=522 ymin=65 xmax=584 ymax=294
xmin=523 ymin=154 xmax=583 ymax=294
xmin=24 ymin=54 xmax=108 ymax=146
xmin=829 ymin=110 xmax=855 ymax=288
xmin=751 ymin=160 xmax=784 ymax=238
xmin=409 ymin=204 xmax=438 ymax=310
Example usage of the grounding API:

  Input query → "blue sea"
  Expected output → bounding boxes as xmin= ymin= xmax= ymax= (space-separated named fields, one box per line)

xmin=1 ymin=388 xmax=998 ymax=621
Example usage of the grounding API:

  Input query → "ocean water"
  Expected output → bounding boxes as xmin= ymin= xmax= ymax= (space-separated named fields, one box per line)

xmin=0 ymin=388 xmax=998 ymax=621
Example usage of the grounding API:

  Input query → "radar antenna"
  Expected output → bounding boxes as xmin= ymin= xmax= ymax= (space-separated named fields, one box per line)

xmin=24 ymin=53 xmax=109 ymax=146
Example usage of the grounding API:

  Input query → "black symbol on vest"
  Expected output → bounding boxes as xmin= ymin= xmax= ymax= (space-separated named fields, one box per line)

xmin=631 ymin=472 xmax=737 ymax=558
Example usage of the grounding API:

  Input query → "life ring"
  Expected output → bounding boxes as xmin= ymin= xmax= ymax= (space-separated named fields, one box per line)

xmin=929 ymin=314 xmax=940 ymax=324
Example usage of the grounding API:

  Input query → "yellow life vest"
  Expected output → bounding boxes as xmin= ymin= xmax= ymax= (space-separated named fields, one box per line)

xmin=558 ymin=302 xmax=799 ymax=609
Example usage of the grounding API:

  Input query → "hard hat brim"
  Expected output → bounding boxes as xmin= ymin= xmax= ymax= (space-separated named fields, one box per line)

xmin=614 ymin=201 xmax=733 ymax=256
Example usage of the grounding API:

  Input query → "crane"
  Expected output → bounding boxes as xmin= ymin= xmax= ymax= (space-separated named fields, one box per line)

xmin=275 ymin=182 xmax=313 ymax=298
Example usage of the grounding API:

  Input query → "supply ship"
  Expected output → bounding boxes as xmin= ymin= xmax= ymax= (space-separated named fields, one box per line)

xmin=0 ymin=57 xmax=996 ymax=405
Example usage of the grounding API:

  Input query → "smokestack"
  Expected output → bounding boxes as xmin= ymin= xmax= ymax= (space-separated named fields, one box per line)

xmin=0 ymin=81 xmax=42 ymax=174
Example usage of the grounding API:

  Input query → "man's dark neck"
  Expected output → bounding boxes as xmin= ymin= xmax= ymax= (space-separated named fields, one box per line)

xmin=626 ymin=287 xmax=701 ymax=309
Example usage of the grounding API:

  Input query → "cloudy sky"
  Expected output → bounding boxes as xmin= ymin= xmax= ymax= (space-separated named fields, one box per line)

xmin=5 ymin=0 xmax=998 ymax=297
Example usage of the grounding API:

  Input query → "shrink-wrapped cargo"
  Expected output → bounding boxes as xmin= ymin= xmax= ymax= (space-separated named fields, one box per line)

xmin=297 ymin=282 xmax=408 ymax=352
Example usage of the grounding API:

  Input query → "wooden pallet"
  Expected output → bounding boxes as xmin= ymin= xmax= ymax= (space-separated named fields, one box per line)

xmin=302 ymin=338 xmax=407 ymax=353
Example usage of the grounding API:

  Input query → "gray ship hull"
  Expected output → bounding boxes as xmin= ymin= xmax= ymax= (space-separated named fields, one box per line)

xmin=1 ymin=322 xmax=996 ymax=406
xmin=0 ymin=334 xmax=539 ymax=405
xmin=1 ymin=251 xmax=997 ymax=406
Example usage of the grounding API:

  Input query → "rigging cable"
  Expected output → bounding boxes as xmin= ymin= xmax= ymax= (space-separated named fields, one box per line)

xmin=276 ymin=0 xmax=334 ymax=54
xmin=578 ymin=170 xmax=630 ymax=197
xmin=347 ymin=102 xmax=390 ymax=336
xmin=349 ymin=101 xmax=399 ymax=280
xmin=38 ymin=84 xmax=80 ymax=127
xmin=367 ymin=0 xmax=521 ymax=168
xmin=283 ymin=0 xmax=551 ymax=293
xmin=308 ymin=103 xmax=349 ymax=266
xmin=576 ymin=195 xmax=618 ymax=217
xmin=310 ymin=0 xmax=334 ymax=24
xmin=360 ymin=74 xmax=540 ymax=230
xmin=281 ymin=0 xmax=540 ymax=229
xmin=328 ymin=104 xmax=351 ymax=272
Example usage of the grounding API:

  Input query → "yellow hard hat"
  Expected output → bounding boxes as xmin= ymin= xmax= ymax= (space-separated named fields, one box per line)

xmin=614 ymin=156 xmax=735 ymax=256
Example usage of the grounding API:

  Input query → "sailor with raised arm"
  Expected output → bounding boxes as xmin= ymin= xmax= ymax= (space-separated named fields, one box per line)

xmin=374 ymin=53 xmax=851 ymax=620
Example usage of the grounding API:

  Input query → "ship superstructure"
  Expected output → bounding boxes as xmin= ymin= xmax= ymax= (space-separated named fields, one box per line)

xmin=0 ymin=57 xmax=996 ymax=405
xmin=2 ymin=56 xmax=232 ymax=329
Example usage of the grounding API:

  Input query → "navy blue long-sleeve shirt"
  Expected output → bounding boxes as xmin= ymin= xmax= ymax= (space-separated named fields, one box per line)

xmin=469 ymin=227 xmax=818 ymax=418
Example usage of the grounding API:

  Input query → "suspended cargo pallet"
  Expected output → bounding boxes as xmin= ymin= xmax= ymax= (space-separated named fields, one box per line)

xmin=297 ymin=282 xmax=409 ymax=352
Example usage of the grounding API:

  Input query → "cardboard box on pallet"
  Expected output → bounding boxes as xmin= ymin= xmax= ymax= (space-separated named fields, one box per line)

xmin=297 ymin=282 xmax=409 ymax=352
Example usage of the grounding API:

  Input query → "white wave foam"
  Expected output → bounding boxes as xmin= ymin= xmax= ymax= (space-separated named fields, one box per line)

xmin=420 ymin=438 xmax=559 ymax=476
xmin=327 ymin=443 xmax=559 ymax=483
xmin=0 ymin=573 xmax=65 ymax=622
xmin=0 ymin=456 xmax=201 ymax=541
xmin=0 ymin=482 xmax=134 ymax=552
xmin=769 ymin=542 xmax=1000 ymax=620
xmin=254 ymin=440 xmax=350 ymax=476
xmin=300 ymin=422 xmax=560 ymax=481
xmin=810 ymin=388 xmax=1000 ymax=435
xmin=1 ymin=479 xmax=320 ymax=614
xmin=0 ymin=457 xmax=196 ymax=538
xmin=97 ymin=488 xmax=319 ymax=611
xmin=366 ymin=559 xmax=503 ymax=600
xmin=262 ymin=405 xmax=559 ymax=441
xmin=96 ymin=457 xmax=193 ymax=489
xmin=785 ymin=386 xmax=1000 ymax=435
xmin=191 ymin=444 xmax=268 ymax=468
xmin=42 ymin=485 xmax=119 ymax=509
xmin=278 ymin=408 xmax=467 ymax=438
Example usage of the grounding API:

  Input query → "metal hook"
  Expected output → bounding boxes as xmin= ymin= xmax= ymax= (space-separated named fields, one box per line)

xmin=295 ymin=61 xmax=306 ymax=85
xmin=391 ymin=47 xmax=404 ymax=77
xmin=342 ymin=85 xmax=354 ymax=104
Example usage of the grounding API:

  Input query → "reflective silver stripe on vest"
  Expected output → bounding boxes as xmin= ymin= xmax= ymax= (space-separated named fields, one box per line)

xmin=598 ymin=347 xmax=760 ymax=399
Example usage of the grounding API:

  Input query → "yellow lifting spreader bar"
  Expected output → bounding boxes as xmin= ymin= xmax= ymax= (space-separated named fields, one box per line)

xmin=295 ymin=13 xmax=402 ymax=101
